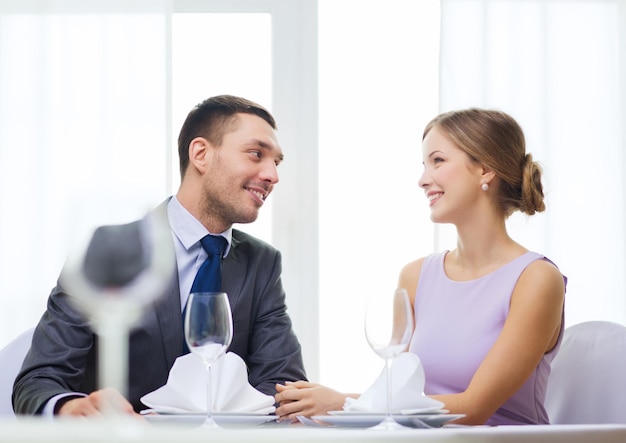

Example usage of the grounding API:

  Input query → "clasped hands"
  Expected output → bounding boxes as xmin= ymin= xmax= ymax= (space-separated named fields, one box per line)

xmin=274 ymin=381 xmax=358 ymax=422
xmin=57 ymin=382 xmax=350 ymax=421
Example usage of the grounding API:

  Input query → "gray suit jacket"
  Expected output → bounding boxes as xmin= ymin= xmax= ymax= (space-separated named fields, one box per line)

xmin=12 ymin=202 xmax=307 ymax=414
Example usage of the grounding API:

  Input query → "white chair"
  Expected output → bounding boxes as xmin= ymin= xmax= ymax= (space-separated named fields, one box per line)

xmin=545 ymin=321 xmax=626 ymax=424
xmin=0 ymin=328 xmax=35 ymax=418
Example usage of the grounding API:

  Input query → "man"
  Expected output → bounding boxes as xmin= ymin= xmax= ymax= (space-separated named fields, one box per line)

xmin=13 ymin=95 xmax=307 ymax=416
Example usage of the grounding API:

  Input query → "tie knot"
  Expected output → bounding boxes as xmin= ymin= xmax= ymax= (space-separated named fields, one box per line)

xmin=200 ymin=234 xmax=227 ymax=257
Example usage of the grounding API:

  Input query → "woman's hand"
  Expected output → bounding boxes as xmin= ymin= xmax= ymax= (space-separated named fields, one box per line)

xmin=274 ymin=381 xmax=358 ymax=422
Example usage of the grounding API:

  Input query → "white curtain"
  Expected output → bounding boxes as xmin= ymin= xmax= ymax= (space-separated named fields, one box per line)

xmin=0 ymin=0 xmax=320 ymax=379
xmin=0 ymin=1 xmax=169 ymax=344
xmin=437 ymin=0 xmax=626 ymax=327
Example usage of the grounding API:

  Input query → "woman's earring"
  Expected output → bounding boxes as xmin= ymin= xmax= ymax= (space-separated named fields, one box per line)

xmin=481 ymin=182 xmax=489 ymax=191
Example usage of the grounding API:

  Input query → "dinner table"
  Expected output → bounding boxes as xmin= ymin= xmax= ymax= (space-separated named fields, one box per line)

xmin=1 ymin=415 xmax=626 ymax=443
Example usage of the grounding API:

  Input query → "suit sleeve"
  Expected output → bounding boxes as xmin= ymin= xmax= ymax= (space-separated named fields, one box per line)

xmin=240 ymin=249 xmax=308 ymax=396
xmin=12 ymin=283 xmax=96 ymax=415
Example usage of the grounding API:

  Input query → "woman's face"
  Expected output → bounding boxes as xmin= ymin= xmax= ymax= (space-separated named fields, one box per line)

xmin=419 ymin=125 xmax=485 ymax=224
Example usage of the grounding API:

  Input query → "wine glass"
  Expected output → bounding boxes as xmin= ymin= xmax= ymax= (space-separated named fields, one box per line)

xmin=184 ymin=291 xmax=234 ymax=428
xmin=59 ymin=203 xmax=175 ymax=417
xmin=364 ymin=288 xmax=415 ymax=430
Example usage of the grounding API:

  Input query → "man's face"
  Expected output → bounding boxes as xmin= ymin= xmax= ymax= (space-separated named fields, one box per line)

xmin=201 ymin=113 xmax=283 ymax=230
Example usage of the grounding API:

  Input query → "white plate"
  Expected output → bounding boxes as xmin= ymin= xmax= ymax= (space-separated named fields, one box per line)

xmin=309 ymin=414 xmax=464 ymax=428
xmin=328 ymin=406 xmax=448 ymax=416
xmin=144 ymin=413 xmax=278 ymax=427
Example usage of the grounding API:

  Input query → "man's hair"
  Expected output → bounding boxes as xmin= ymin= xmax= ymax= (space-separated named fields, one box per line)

xmin=177 ymin=95 xmax=276 ymax=179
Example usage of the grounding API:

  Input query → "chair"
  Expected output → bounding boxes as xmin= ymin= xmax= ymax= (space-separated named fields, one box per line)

xmin=0 ymin=327 xmax=35 ymax=418
xmin=545 ymin=321 xmax=626 ymax=424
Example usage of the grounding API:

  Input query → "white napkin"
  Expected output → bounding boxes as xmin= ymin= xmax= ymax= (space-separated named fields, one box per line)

xmin=140 ymin=351 xmax=276 ymax=415
xmin=343 ymin=352 xmax=444 ymax=413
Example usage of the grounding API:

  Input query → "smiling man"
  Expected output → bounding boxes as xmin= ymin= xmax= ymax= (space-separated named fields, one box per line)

xmin=13 ymin=95 xmax=307 ymax=417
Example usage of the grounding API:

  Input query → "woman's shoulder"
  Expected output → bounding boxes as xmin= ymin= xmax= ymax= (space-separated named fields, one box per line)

xmin=517 ymin=251 xmax=565 ymax=281
xmin=515 ymin=254 xmax=567 ymax=306
xmin=399 ymin=251 xmax=447 ymax=300
xmin=400 ymin=251 xmax=446 ymax=276
xmin=523 ymin=256 xmax=566 ymax=286
xmin=400 ymin=257 xmax=425 ymax=278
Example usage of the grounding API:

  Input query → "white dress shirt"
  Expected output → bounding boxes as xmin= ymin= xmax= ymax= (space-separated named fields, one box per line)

xmin=166 ymin=196 xmax=232 ymax=312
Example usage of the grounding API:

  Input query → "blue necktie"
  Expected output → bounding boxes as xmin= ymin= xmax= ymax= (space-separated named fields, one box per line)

xmin=191 ymin=235 xmax=227 ymax=293
xmin=182 ymin=234 xmax=227 ymax=354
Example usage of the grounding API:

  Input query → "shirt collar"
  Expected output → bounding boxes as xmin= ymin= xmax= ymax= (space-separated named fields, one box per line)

xmin=167 ymin=196 xmax=232 ymax=257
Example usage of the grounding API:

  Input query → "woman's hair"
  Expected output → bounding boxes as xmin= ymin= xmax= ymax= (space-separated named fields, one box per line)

xmin=423 ymin=108 xmax=545 ymax=217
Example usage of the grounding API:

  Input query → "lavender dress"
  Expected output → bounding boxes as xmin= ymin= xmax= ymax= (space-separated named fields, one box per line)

xmin=408 ymin=251 xmax=566 ymax=425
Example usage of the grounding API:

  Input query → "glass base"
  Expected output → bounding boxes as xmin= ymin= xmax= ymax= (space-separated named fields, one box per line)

xmin=199 ymin=415 xmax=220 ymax=429
xmin=370 ymin=415 xmax=411 ymax=431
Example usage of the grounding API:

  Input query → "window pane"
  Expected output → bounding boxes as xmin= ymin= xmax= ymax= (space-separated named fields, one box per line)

xmin=0 ymin=12 xmax=166 ymax=345
xmin=318 ymin=0 xmax=441 ymax=392
xmin=172 ymin=13 xmax=273 ymax=241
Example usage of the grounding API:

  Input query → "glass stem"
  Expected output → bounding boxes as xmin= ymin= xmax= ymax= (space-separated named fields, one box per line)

xmin=385 ymin=357 xmax=392 ymax=418
xmin=206 ymin=363 xmax=212 ymax=421
xmin=96 ymin=306 xmax=129 ymax=417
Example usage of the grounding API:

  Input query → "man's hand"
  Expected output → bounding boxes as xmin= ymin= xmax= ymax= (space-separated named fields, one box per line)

xmin=57 ymin=388 xmax=138 ymax=417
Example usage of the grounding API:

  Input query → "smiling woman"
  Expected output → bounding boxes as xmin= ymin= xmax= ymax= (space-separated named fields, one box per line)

xmin=274 ymin=106 xmax=567 ymax=426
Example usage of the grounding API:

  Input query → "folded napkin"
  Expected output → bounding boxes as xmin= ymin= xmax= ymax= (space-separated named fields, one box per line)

xmin=343 ymin=352 xmax=444 ymax=413
xmin=140 ymin=352 xmax=275 ymax=415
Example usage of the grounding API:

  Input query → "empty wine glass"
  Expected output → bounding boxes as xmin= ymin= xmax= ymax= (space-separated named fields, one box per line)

xmin=364 ymin=288 xmax=415 ymax=430
xmin=59 ymin=203 xmax=175 ymax=417
xmin=185 ymin=292 xmax=233 ymax=428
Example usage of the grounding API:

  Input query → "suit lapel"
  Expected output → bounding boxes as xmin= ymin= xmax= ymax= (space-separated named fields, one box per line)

xmin=153 ymin=271 xmax=183 ymax=368
xmin=222 ymin=234 xmax=246 ymax=310
xmin=147 ymin=200 xmax=184 ymax=368
xmin=146 ymin=202 xmax=244 ymax=369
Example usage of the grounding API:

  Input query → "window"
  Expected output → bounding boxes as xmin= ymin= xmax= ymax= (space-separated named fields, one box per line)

xmin=318 ymin=0 xmax=440 ymax=392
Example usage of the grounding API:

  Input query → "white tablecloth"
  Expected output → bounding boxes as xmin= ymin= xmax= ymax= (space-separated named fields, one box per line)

xmin=1 ymin=417 xmax=625 ymax=443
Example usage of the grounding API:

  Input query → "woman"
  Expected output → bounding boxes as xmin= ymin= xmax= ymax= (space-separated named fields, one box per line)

xmin=275 ymin=108 xmax=566 ymax=425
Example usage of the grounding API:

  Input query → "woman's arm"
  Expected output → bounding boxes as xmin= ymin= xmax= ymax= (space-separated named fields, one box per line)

xmin=275 ymin=258 xmax=426 ymax=422
xmin=430 ymin=259 xmax=565 ymax=424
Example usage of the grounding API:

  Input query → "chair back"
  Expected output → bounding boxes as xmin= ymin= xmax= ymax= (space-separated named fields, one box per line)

xmin=0 ymin=328 xmax=35 ymax=418
xmin=545 ymin=321 xmax=626 ymax=424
